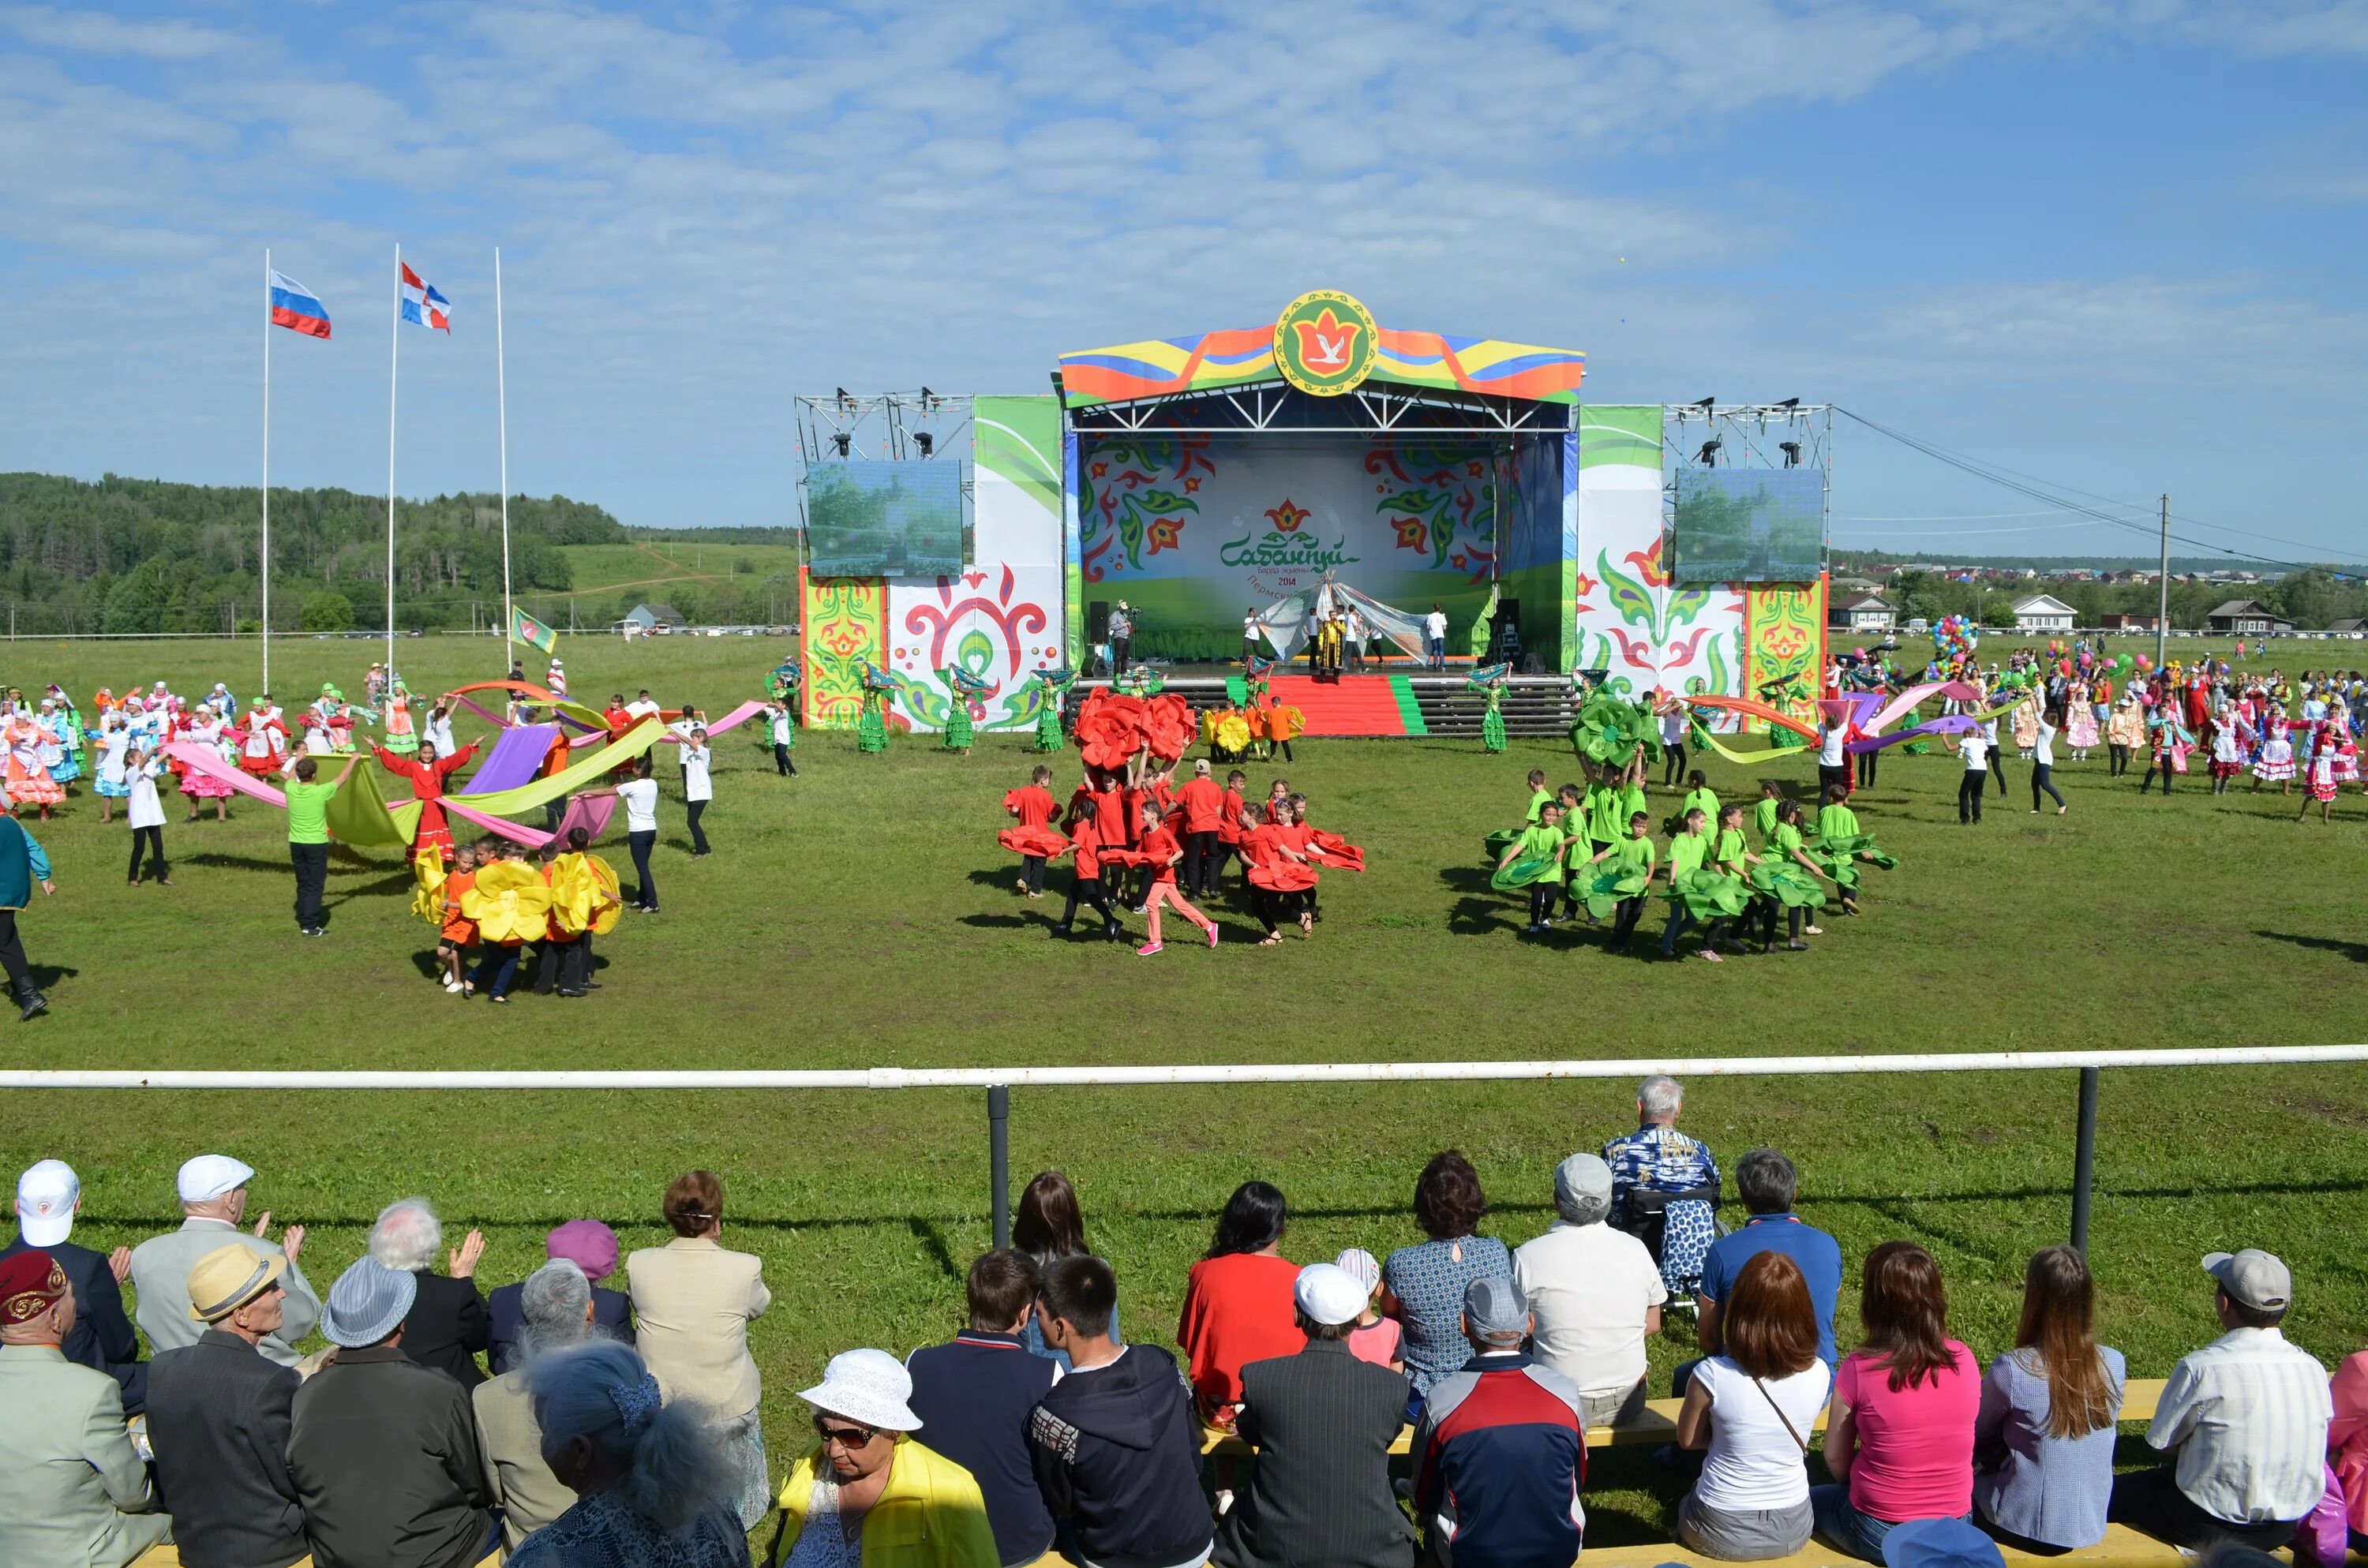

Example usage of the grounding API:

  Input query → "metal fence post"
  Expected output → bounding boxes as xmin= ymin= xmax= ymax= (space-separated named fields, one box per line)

xmin=2070 ymin=1066 xmax=2100 ymax=1253
xmin=988 ymin=1084 xmax=1011 ymax=1249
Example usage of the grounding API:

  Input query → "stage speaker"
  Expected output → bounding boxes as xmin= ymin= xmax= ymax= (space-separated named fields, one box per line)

xmin=1496 ymin=600 xmax=1522 ymax=638
xmin=1088 ymin=601 xmax=1111 ymax=642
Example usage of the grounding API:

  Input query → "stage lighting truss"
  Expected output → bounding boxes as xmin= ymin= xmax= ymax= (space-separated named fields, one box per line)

xmin=793 ymin=390 xmax=976 ymax=537
xmin=1658 ymin=402 xmax=1834 ymax=568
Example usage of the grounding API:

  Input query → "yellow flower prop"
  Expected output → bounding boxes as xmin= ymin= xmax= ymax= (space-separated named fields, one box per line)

xmin=459 ymin=859 xmax=554 ymax=945
xmin=549 ymin=852 xmax=624 ymax=937
xmin=409 ymin=853 xmax=447 ymax=926
xmin=1216 ymin=713 xmax=1253 ymax=753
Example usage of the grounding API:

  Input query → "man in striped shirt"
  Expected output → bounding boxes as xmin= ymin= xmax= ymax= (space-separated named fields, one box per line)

xmin=2111 ymin=1248 xmax=2332 ymax=1552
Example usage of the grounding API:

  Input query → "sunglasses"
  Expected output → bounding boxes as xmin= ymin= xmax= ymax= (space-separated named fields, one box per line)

xmin=813 ymin=1418 xmax=879 ymax=1449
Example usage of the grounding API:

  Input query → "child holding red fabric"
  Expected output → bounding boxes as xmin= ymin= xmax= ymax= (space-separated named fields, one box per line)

xmin=998 ymin=764 xmax=1066 ymax=899
xmin=1131 ymin=801 xmax=1217 ymax=957
xmin=1049 ymin=810 xmax=1125 ymax=942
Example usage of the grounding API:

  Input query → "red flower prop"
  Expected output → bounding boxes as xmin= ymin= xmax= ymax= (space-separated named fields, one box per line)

xmin=1073 ymin=689 xmax=1198 ymax=770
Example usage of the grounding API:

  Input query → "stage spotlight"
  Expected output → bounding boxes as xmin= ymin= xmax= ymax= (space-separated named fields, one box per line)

xmin=1694 ymin=396 xmax=1715 ymax=415
xmin=1779 ymin=440 xmax=1802 ymax=466
xmin=831 ymin=432 xmax=852 ymax=458
xmin=1695 ymin=439 xmax=1722 ymax=466
xmin=1775 ymin=397 xmax=1800 ymax=410
xmin=835 ymin=387 xmax=851 ymax=404
xmin=914 ymin=432 xmax=935 ymax=457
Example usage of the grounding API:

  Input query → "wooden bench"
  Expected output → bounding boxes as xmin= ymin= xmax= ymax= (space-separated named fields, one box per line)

xmin=1581 ymin=1522 xmax=2288 ymax=1568
xmin=1201 ymin=1377 xmax=2168 ymax=1458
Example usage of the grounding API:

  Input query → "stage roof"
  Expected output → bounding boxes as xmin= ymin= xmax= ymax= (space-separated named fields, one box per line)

xmin=1057 ymin=290 xmax=1583 ymax=410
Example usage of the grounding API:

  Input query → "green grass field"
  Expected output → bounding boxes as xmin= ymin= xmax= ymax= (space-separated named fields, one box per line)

xmin=2 ymin=632 xmax=2362 ymax=1544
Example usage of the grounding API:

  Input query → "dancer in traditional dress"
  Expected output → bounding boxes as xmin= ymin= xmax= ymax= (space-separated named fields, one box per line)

xmin=2251 ymin=707 xmax=2295 ymax=793
xmin=373 ymin=735 xmax=479 ymax=863
xmin=2065 ymin=678 xmax=2098 ymax=761
xmin=3 ymin=709 xmax=63 ymax=818
xmin=2105 ymin=690 xmax=2144 ymax=779
xmin=2205 ymin=709 xmax=2244 ymax=795
xmin=2299 ymin=720 xmax=2343 ymax=824
xmin=178 ymin=703 xmax=236 ymax=822
xmin=91 ymin=712 xmax=130 ymax=824
xmin=238 ymin=697 xmax=288 ymax=777
xmin=381 ymin=679 xmax=419 ymax=757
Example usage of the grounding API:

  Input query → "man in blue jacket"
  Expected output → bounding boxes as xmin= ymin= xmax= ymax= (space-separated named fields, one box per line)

xmin=909 ymin=1249 xmax=1058 ymax=1566
xmin=1411 ymin=1276 xmax=1586 ymax=1568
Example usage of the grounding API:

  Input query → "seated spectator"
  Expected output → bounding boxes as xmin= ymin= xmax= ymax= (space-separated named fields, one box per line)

xmin=1014 ymin=1170 xmax=1118 ymax=1368
xmin=1673 ymin=1252 xmax=1831 ymax=1560
xmin=147 ymin=1242 xmax=308 ymax=1568
xmin=773 ymin=1347 xmax=1002 ymax=1568
xmin=373 ymin=1196 xmax=490 ymax=1387
xmin=2330 ymin=1343 xmax=2368 ymax=1540
xmin=1697 ymin=1148 xmax=1843 ymax=1371
xmin=1179 ymin=1180 xmax=1303 ymax=1424
xmin=475 ymin=1260 xmax=598 ymax=1552
xmin=1973 ymin=1246 xmax=2125 ymax=1551
xmin=627 ymin=1169 xmax=773 ymax=1529
xmin=511 ymin=1339 xmax=748 ymax=1568
xmin=6 ymin=1158 xmax=144 ymax=1412
xmin=1029 ymin=1254 xmax=1212 ymax=1568
xmin=1601 ymin=1072 xmax=1722 ymax=1293
xmin=0 ymin=1248 xmax=170 ymax=1566
xmin=487 ymin=1219 xmax=633 ymax=1375
xmin=1411 ymin=1275 xmax=1586 ymax=1568
xmin=1514 ymin=1151 xmax=1665 ymax=1428
xmin=2111 ymin=1248 xmax=2331 ymax=1552
xmin=129 ymin=1151 xmax=319 ymax=1367
xmin=906 ymin=1249 xmax=1059 ymax=1566
xmin=1381 ymin=1151 xmax=1513 ymax=1402
xmin=1811 ymin=1241 xmax=1980 ymax=1563
xmin=289 ymin=1256 xmax=499 ymax=1568
xmin=1334 ymin=1248 xmax=1403 ymax=1371
xmin=1216 ymin=1263 xmax=1415 ymax=1568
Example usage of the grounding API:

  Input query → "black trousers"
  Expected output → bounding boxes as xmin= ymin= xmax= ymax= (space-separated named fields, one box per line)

xmin=1020 ymin=855 xmax=1046 ymax=893
xmin=2108 ymin=1466 xmax=2301 ymax=1555
xmin=1662 ymin=747 xmax=1685 ymax=786
xmin=1111 ymin=636 xmax=1131 ymax=669
xmin=128 ymin=825 xmax=167 ymax=882
xmin=289 ymin=840 xmax=329 ymax=930
xmin=2108 ymin=743 xmax=2131 ymax=776
xmin=1857 ymin=748 xmax=1879 ymax=788
xmin=1761 ymin=900 xmax=1804 ymax=943
xmin=1058 ymin=875 xmax=1121 ymax=936
xmin=1182 ymin=830 xmax=1220 ymax=895
xmin=1817 ymin=763 xmax=1849 ymax=799
xmin=774 ymin=743 xmax=796 ymax=777
xmin=1958 ymin=769 xmax=1985 ymax=823
xmin=686 ymin=799 xmax=710 ymax=855
xmin=2032 ymin=763 xmax=2066 ymax=810
xmin=534 ymin=935 xmax=589 ymax=995
xmin=1988 ymin=748 xmax=2010 ymax=795
xmin=628 ymin=829 xmax=658 ymax=909
xmin=2140 ymin=757 xmax=2175 ymax=794
xmin=1528 ymin=885 xmax=1556 ymax=926
xmin=1609 ymin=896 xmax=1647 ymax=945
xmin=0 ymin=908 xmax=30 ymax=988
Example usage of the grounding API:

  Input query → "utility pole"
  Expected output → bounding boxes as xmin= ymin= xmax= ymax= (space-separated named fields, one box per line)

xmin=2155 ymin=493 xmax=2169 ymax=672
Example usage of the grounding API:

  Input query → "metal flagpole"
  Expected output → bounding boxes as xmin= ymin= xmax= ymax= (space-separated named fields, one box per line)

xmin=387 ymin=243 xmax=401 ymax=681
xmin=261 ymin=248 xmax=272 ymax=697
xmin=496 ymin=246 xmax=513 ymax=673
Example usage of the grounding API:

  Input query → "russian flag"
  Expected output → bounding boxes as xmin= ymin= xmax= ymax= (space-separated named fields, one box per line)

xmin=399 ymin=261 xmax=451 ymax=331
xmin=268 ymin=270 xmax=332 ymax=339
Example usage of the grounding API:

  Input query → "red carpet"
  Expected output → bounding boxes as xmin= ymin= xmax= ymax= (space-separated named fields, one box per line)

xmin=1264 ymin=675 xmax=1411 ymax=737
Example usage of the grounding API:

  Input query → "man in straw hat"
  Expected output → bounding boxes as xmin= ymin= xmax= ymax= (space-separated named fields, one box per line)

xmin=145 ymin=1241 xmax=308 ymax=1568
xmin=0 ymin=1247 xmax=171 ymax=1565
xmin=289 ymin=1256 xmax=497 ymax=1568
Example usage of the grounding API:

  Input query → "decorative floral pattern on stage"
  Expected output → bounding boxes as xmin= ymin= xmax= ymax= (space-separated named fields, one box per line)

xmin=888 ymin=567 xmax=1057 ymax=732
xmin=800 ymin=575 xmax=889 ymax=729
xmin=1742 ymin=581 xmax=1828 ymax=729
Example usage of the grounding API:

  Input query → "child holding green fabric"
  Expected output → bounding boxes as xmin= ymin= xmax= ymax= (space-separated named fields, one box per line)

xmin=1496 ymin=801 xmax=1568 ymax=936
xmin=1759 ymin=798 xmax=1834 ymax=953
xmin=1658 ymin=806 xmax=1728 ymax=963
xmin=1577 ymin=810 xmax=1658 ymax=949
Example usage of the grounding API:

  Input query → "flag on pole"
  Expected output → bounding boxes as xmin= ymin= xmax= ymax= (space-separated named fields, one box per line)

xmin=512 ymin=607 xmax=556 ymax=653
xmin=399 ymin=262 xmax=451 ymax=331
xmin=268 ymin=270 xmax=332 ymax=339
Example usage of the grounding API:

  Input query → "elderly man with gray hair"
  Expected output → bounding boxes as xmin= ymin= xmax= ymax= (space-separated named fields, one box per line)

xmin=1515 ymin=1152 xmax=1667 ymax=1428
xmin=1601 ymin=1072 xmax=1722 ymax=1296
xmin=474 ymin=1259 xmax=601 ymax=1551
xmin=372 ymin=1196 xmax=490 ymax=1387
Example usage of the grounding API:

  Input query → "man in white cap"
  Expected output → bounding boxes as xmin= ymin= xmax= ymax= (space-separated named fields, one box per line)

xmin=290 ymin=1256 xmax=496 ymax=1568
xmin=4 ymin=1158 xmax=145 ymax=1411
xmin=128 ymin=1153 xmax=317 ymax=1366
xmin=1215 ymin=1262 xmax=1413 ymax=1568
xmin=1513 ymin=1151 xmax=1665 ymax=1428
xmin=2111 ymin=1247 xmax=2332 ymax=1551
xmin=145 ymin=1241 xmax=308 ymax=1568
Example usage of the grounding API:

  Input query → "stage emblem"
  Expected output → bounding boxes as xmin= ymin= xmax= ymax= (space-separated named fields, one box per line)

xmin=1274 ymin=290 xmax=1378 ymax=397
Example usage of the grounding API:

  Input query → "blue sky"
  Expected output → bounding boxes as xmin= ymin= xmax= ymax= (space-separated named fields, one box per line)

xmin=3 ymin=1 xmax=2364 ymax=559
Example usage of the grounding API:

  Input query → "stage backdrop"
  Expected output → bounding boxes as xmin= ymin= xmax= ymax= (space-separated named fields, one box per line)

xmin=1074 ymin=432 xmax=1507 ymax=662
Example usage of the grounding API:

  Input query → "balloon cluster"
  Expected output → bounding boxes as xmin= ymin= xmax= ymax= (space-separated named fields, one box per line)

xmin=1932 ymin=615 xmax=1980 ymax=666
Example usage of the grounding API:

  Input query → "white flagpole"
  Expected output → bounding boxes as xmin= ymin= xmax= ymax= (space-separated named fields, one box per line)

xmin=261 ymin=248 xmax=272 ymax=698
xmin=496 ymin=245 xmax=513 ymax=674
xmin=387 ymin=242 xmax=401 ymax=683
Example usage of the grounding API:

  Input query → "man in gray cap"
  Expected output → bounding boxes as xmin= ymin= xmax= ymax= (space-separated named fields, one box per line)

xmin=288 ymin=1256 xmax=496 ymax=1568
xmin=1515 ymin=1152 xmax=1665 ymax=1428
xmin=128 ymin=1152 xmax=317 ymax=1366
xmin=1410 ymin=1275 xmax=1586 ymax=1568
xmin=2110 ymin=1248 xmax=2332 ymax=1552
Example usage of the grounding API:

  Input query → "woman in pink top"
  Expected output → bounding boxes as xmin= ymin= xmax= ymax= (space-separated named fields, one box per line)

xmin=1811 ymin=1241 xmax=1981 ymax=1562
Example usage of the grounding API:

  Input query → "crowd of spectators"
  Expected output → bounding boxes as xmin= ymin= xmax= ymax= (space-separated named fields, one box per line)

xmin=0 ymin=1076 xmax=2357 ymax=1568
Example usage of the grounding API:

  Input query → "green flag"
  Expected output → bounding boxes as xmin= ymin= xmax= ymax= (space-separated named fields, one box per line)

xmin=511 ymin=607 xmax=556 ymax=654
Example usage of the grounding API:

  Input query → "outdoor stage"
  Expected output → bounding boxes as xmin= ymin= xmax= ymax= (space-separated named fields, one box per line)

xmin=796 ymin=290 xmax=1830 ymax=739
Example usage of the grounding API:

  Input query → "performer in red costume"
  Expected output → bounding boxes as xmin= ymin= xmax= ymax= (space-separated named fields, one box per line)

xmin=373 ymin=737 xmax=479 ymax=862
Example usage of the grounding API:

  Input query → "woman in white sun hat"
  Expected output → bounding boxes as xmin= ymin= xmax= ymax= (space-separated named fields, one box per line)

xmin=766 ymin=1348 xmax=1000 ymax=1568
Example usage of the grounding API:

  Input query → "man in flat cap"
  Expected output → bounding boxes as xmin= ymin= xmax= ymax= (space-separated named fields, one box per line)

xmin=2111 ymin=1248 xmax=2332 ymax=1551
xmin=0 ymin=1248 xmax=171 ymax=1566
xmin=129 ymin=1152 xmax=317 ymax=1366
